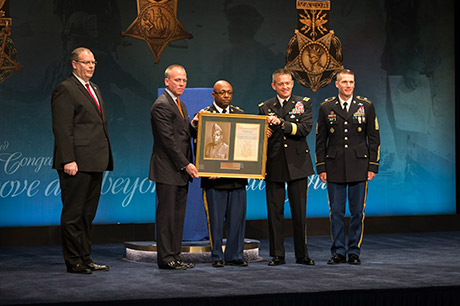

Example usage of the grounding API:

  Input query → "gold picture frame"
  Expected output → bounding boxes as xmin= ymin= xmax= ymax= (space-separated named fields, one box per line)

xmin=196 ymin=113 xmax=268 ymax=179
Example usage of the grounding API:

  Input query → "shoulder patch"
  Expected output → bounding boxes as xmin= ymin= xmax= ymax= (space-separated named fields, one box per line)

xmin=258 ymin=102 xmax=265 ymax=107
xmin=302 ymin=97 xmax=311 ymax=102
xmin=356 ymin=96 xmax=373 ymax=104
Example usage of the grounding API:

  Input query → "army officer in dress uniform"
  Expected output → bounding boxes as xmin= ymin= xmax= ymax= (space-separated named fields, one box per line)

xmin=258 ymin=68 xmax=315 ymax=266
xmin=192 ymin=80 xmax=248 ymax=267
xmin=315 ymin=69 xmax=380 ymax=265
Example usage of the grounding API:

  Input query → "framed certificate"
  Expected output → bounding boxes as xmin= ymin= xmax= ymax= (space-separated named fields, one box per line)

xmin=195 ymin=113 xmax=268 ymax=179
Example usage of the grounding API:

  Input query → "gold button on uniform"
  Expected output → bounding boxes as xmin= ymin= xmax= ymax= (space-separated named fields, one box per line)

xmin=345 ymin=144 xmax=348 ymax=148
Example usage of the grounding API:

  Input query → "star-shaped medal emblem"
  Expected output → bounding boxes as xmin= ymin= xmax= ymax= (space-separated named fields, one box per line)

xmin=286 ymin=29 xmax=343 ymax=92
xmin=121 ymin=0 xmax=192 ymax=63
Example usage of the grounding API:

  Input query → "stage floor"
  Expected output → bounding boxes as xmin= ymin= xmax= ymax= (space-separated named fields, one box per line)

xmin=1 ymin=232 xmax=460 ymax=305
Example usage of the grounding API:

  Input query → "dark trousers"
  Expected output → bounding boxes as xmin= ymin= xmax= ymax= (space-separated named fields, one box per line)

xmin=155 ymin=182 xmax=188 ymax=266
xmin=266 ymin=178 xmax=309 ymax=259
xmin=327 ymin=181 xmax=368 ymax=256
xmin=203 ymin=188 xmax=247 ymax=262
xmin=58 ymin=170 xmax=102 ymax=267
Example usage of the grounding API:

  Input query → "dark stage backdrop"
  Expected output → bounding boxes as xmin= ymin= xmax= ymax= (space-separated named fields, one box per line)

xmin=0 ymin=0 xmax=455 ymax=227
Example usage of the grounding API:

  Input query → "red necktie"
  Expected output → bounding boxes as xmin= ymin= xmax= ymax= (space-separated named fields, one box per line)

xmin=85 ymin=83 xmax=101 ymax=113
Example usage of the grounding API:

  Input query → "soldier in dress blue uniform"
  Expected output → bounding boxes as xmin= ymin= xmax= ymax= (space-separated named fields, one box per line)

xmin=258 ymin=68 xmax=315 ymax=266
xmin=192 ymin=80 xmax=248 ymax=268
xmin=315 ymin=69 xmax=381 ymax=265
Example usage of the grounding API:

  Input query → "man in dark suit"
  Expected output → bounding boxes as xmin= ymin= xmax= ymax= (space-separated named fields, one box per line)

xmin=315 ymin=69 xmax=380 ymax=265
xmin=193 ymin=80 xmax=248 ymax=268
xmin=51 ymin=47 xmax=113 ymax=274
xmin=149 ymin=64 xmax=199 ymax=270
xmin=258 ymin=68 xmax=315 ymax=266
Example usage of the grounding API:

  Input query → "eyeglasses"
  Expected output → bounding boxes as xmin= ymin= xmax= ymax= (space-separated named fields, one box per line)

xmin=75 ymin=60 xmax=97 ymax=66
xmin=214 ymin=90 xmax=233 ymax=96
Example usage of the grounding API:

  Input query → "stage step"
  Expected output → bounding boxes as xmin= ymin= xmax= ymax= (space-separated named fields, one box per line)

xmin=125 ymin=239 xmax=262 ymax=263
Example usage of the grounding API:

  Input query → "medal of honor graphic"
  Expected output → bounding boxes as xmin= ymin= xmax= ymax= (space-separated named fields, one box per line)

xmin=122 ymin=0 xmax=192 ymax=64
xmin=285 ymin=0 xmax=343 ymax=92
xmin=0 ymin=0 xmax=23 ymax=84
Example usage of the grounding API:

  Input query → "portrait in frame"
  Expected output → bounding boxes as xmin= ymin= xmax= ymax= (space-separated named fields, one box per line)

xmin=196 ymin=113 xmax=268 ymax=179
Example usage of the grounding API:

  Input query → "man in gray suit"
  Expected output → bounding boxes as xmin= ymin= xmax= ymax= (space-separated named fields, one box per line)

xmin=51 ymin=47 xmax=113 ymax=274
xmin=149 ymin=64 xmax=199 ymax=270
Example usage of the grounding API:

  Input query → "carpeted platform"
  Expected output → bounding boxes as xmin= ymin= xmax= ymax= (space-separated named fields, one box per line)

xmin=1 ymin=232 xmax=460 ymax=306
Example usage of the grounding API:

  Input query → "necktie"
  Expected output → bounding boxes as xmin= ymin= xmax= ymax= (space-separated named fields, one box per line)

xmin=282 ymin=100 xmax=289 ymax=115
xmin=85 ymin=83 xmax=101 ymax=113
xmin=176 ymin=98 xmax=184 ymax=119
xmin=222 ymin=109 xmax=227 ymax=113
xmin=343 ymin=102 xmax=348 ymax=112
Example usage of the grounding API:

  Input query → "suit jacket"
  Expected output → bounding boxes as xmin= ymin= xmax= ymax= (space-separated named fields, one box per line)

xmin=258 ymin=95 xmax=315 ymax=182
xmin=51 ymin=74 xmax=113 ymax=172
xmin=149 ymin=91 xmax=194 ymax=186
xmin=198 ymin=104 xmax=248 ymax=189
xmin=315 ymin=95 xmax=381 ymax=183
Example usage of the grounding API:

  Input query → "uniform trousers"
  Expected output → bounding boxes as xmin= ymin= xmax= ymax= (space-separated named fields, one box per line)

xmin=266 ymin=178 xmax=309 ymax=259
xmin=155 ymin=182 xmax=188 ymax=266
xmin=203 ymin=187 xmax=246 ymax=262
xmin=327 ymin=181 xmax=368 ymax=257
xmin=58 ymin=170 xmax=102 ymax=267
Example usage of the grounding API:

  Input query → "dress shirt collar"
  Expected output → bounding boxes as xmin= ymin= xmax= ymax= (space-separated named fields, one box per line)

xmin=73 ymin=73 xmax=90 ymax=87
xmin=338 ymin=95 xmax=353 ymax=111
xmin=212 ymin=101 xmax=229 ymax=113
xmin=165 ymin=88 xmax=179 ymax=103
xmin=277 ymin=95 xmax=291 ymax=106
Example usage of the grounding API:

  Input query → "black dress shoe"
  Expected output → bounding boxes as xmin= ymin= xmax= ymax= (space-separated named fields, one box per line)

xmin=327 ymin=253 xmax=346 ymax=264
xmin=211 ymin=260 xmax=224 ymax=268
xmin=268 ymin=256 xmax=285 ymax=266
xmin=67 ymin=263 xmax=92 ymax=274
xmin=87 ymin=262 xmax=110 ymax=272
xmin=176 ymin=260 xmax=195 ymax=269
xmin=158 ymin=261 xmax=186 ymax=270
xmin=296 ymin=257 xmax=315 ymax=265
xmin=348 ymin=254 xmax=361 ymax=265
xmin=225 ymin=259 xmax=248 ymax=266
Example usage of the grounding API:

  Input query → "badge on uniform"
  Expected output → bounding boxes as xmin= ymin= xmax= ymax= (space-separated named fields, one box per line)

xmin=328 ymin=111 xmax=336 ymax=124
xmin=330 ymin=127 xmax=335 ymax=133
xmin=291 ymin=102 xmax=305 ymax=115
xmin=353 ymin=104 xmax=366 ymax=123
